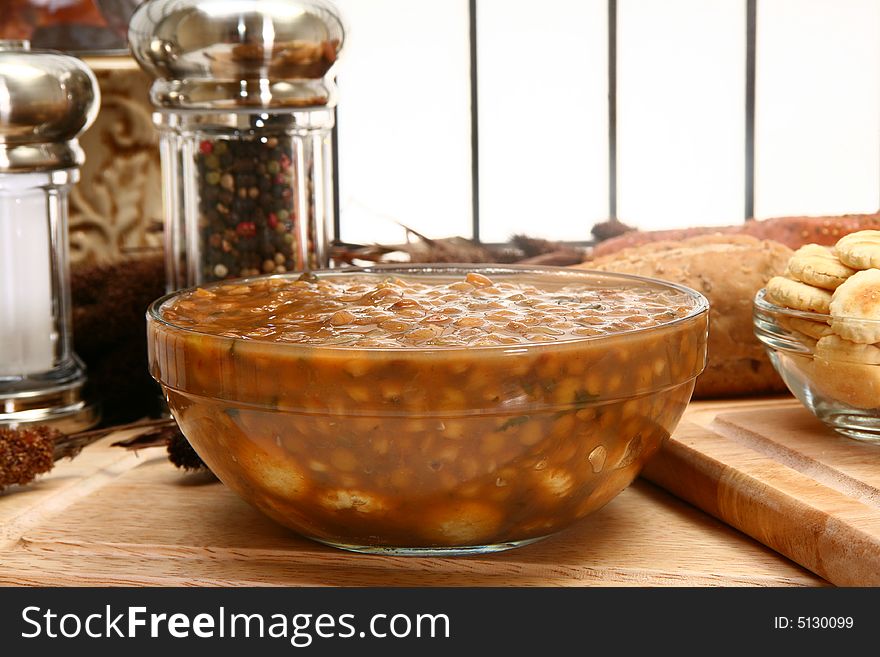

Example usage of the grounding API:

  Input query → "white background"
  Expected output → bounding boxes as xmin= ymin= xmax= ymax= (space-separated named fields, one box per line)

xmin=333 ymin=0 xmax=880 ymax=244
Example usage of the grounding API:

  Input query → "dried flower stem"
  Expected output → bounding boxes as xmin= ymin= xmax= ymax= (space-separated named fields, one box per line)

xmin=55 ymin=417 xmax=178 ymax=461
xmin=1 ymin=416 xmax=206 ymax=491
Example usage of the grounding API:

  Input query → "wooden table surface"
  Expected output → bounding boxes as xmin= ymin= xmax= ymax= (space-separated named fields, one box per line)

xmin=0 ymin=404 xmax=827 ymax=587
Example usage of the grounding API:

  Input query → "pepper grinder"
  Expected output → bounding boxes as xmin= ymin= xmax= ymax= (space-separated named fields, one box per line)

xmin=128 ymin=0 xmax=345 ymax=291
xmin=0 ymin=40 xmax=100 ymax=431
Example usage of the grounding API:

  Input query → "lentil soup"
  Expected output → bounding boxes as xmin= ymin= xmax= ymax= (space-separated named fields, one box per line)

xmin=148 ymin=266 xmax=709 ymax=553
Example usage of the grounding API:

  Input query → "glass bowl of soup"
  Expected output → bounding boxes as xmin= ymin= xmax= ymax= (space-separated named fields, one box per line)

xmin=147 ymin=265 xmax=709 ymax=554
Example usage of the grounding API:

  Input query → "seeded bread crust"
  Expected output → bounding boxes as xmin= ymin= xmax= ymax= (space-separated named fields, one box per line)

xmin=590 ymin=212 xmax=880 ymax=258
xmin=577 ymin=233 xmax=793 ymax=398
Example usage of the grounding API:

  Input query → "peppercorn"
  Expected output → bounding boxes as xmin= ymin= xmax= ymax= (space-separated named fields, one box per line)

xmin=235 ymin=221 xmax=257 ymax=238
xmin=193 ymin=133 xmax=307 ymax=281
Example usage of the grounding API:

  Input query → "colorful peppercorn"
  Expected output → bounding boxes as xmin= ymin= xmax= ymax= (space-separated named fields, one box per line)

xmin=195 ymin=134 xmax=304 ymax=282
xmin=235 ymin=221 xmax=257 ymax=238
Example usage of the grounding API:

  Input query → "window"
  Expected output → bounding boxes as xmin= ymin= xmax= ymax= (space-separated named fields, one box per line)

xmin=333 ymin=0 xmax=880 ymax=245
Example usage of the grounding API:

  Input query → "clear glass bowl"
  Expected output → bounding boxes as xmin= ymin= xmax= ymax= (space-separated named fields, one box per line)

xmin=754 ymin=288 xmax=880 ymax=443
xmin=147 ymin=265 xmax=709 ymax=555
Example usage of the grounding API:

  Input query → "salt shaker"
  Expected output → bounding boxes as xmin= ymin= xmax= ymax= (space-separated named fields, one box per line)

xmin=0 ymin=40 xmax=100 ymax=430
xmin=128 ymin=0 xmax=344 ymax=290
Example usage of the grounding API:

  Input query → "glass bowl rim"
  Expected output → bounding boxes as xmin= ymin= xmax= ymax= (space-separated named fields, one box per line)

xmin=147 ymin=263 xmax=710 ymax=355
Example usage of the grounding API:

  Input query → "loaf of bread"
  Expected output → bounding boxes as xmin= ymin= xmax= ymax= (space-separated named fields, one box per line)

xmin=576 ymin=234 xmax=793 ymax=398
xmin=590 ymin=213 xmax=880 ymax=259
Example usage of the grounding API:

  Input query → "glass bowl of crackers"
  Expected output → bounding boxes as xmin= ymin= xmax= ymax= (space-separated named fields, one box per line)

xmin=754 ymin=230 xmax=880 ymax=442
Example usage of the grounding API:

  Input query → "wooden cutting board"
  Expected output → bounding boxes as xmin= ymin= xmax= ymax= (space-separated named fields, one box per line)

xmin=0 ymin=418 xmax=822 ymax=587
xmin=642 ymin=398 xmax=880 ymax=587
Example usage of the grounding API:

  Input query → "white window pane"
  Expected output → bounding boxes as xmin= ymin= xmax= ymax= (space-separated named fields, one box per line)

xmin=334 ymin=0 xmax=472 ymax=244
xmin=754 ymin=0 xmax=880 ymax=219
xmin=477 ymin=0 xmax=608 ymax=243
xmin=617 ymin=0 xmax=745 ymax=230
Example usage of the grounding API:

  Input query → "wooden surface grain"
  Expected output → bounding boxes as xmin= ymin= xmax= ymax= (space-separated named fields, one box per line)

xmin=643 ymin=398 xmax=880 ymax=587
xmin=0 ymin=404 xmax=827 ymax=587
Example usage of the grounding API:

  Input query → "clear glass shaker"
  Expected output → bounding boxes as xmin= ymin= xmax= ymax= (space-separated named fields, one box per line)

xmin=128 ymin=0 xmax=344 ymax=290
xmin=0 ymin=40 xmax=100 ymax=430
